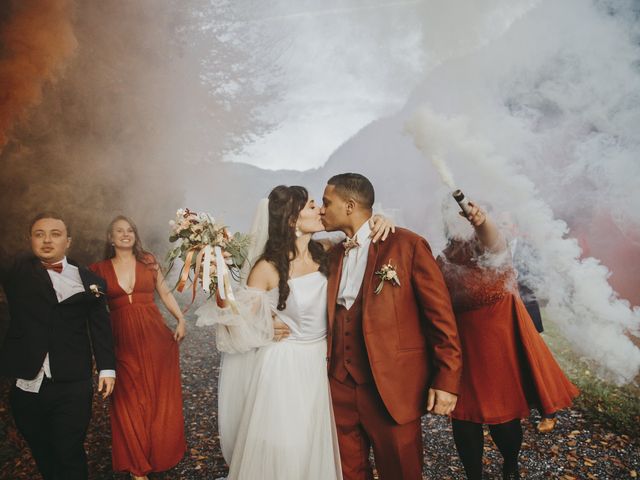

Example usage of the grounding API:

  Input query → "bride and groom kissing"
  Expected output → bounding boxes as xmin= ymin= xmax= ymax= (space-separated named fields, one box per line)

xmin=201 ymin=172 xmax=462 ymax=480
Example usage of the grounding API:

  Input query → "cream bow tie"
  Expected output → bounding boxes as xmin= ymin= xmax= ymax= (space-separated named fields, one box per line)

xmin=342 ymin=236 xmax=360 ymax=256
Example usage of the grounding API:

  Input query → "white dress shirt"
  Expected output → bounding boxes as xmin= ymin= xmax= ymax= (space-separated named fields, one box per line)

xmin=337 ymin=219 xmax=372 ymax=310
xmin=16 ymin=257 xmax=115 ymax=393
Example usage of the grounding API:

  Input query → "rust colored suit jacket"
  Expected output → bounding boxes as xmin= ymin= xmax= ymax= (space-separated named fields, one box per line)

xmin=327 ymin=227 xmax=462 ymax=424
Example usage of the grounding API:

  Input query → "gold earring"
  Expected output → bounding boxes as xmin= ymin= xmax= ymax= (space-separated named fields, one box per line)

xmin=295 ymin=226 xmax=302 ymax=238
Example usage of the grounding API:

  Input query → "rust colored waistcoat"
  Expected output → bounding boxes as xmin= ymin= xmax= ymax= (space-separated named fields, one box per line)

xmin=329 ymin=288 xmax=373 ymax=384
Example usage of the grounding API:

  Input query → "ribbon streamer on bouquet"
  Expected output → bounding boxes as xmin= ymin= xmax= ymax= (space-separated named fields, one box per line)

xmin=202 ymin=245 xmax=214 ymax=294
xmin=176 ymin=245 xmax=207 ymax=311
xmin=215 ymin=246 xmax=239 ymax=314
xmin=176 ymin=248 xmax=197 ymax=294
xmin=175 ymin=244 xmax=238 ymax=314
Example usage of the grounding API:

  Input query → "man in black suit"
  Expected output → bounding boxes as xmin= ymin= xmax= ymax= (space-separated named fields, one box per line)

xmin=0 ymin=212 xmax=116 ymax=480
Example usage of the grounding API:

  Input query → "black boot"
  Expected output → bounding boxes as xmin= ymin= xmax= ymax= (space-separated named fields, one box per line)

xmin=502 ymin=464 xmax=520 ymax=479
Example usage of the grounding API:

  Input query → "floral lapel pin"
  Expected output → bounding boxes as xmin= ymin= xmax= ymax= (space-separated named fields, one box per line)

xmin=374 ymin=261 xmax=401 ymax=295
xmin=89 ymin=284 xmax=105 ymax=298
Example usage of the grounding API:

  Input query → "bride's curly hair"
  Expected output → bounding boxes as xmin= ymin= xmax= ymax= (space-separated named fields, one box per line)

xmin=262 ymin=185 xmax=327 ymax=310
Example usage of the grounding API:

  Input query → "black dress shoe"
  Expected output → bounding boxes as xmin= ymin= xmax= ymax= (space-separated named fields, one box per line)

xmin=502 ymin=468 xmax=520 ymax=479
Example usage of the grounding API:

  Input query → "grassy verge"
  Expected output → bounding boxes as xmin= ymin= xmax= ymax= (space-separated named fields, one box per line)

xmin=542 ymin=319 xmax=640 ymax=440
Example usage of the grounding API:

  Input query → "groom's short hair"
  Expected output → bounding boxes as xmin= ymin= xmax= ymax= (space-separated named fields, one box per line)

xmin=328 ymin=173 xmax=375 ymax=209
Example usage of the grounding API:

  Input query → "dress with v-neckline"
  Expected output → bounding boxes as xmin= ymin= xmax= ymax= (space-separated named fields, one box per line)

xmin=89 ymin=258 xmax=186 ymax=475
xmin=109 ymin=258 xmax=138 ymax=303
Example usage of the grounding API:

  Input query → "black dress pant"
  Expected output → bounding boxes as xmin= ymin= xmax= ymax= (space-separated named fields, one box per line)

xmin=9 ymin=377 xmax=93 ymax=480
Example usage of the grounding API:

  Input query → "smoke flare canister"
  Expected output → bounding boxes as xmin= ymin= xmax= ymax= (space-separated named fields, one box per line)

xmin=453 ymin=189 xmax=472 ymax=215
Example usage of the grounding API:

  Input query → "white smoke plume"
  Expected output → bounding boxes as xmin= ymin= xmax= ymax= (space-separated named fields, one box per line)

xmin=322 ymin=0 xmax=640 ymax=383
xmin=406 ymin=106 xmax=640 ymax=383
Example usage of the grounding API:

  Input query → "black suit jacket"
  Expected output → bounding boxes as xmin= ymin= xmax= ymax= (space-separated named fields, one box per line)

xmin=0 ymin=255 xmax=115 ymax=381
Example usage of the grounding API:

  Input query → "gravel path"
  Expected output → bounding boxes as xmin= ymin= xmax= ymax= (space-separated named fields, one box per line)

xmin=1 ymin=316 xmax=638 ymax=479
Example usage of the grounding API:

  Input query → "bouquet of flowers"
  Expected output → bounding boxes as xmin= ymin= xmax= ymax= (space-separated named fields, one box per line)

xmin=166 ymin=208 xmax=250 ymax=306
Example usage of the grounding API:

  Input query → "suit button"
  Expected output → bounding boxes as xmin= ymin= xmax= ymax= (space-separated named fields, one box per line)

xmin=346 ymin=359 xmax=352 ymax=364
xmin=345 ymin=332 xmax=350 ymax=336
xmin=345 ymin=345 xmax=351 ymax=350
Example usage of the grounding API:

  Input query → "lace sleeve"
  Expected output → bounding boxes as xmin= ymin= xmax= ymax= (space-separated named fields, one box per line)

xmin=194 ymin=287 xmax=275 ymax=354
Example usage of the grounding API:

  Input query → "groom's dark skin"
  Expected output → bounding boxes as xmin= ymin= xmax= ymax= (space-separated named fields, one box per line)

xmin=321 ymin=184 xmax=457 ymax=416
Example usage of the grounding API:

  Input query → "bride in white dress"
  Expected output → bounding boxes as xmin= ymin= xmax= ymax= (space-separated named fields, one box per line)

xmin=198 ymin=185 xmax=339 ymax=480
xmin=196 ymin=185 xmax=393 ymax=480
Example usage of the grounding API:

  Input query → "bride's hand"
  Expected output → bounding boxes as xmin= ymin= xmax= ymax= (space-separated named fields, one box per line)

xmin=369 ymin=214 xmax=396 ymax=243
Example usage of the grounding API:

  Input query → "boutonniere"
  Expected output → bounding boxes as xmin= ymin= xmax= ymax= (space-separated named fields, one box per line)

xmin=89 ymin=284 xmax=105 ymax=298
xmin=374 ymin=261 xmax=401 ymax=295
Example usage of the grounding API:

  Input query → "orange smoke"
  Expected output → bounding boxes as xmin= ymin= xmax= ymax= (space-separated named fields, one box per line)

xmin=0 ymin=0 xmax=77 ymax=150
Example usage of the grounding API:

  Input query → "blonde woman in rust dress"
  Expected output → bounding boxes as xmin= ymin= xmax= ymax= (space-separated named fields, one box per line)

xmin=90 ymin=216 xmax=186 ymax=480
xmin=437 ymin=201 xmax=579 ymax=480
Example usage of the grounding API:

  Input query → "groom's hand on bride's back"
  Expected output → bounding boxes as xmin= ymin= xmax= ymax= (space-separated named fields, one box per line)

xmin=368 ymin=214 xmax=396 ymax=243
xmin=273 ymin=315 xmax=290 ymax=342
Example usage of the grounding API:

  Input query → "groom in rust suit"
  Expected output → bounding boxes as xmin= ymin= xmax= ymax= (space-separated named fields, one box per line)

xmin=320 ymin=173 xmax=462 ymax=480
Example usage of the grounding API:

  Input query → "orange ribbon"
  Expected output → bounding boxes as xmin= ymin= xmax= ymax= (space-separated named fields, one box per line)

xmin=190 ymin=247 xmax=208 ymax=306
xmin=177 ymin=246 xmax=209 ymax=312
xmin=176 ymin=243 xmax=238 ymax=314
xmin=176 ymin=248 xmax=197 ymax=293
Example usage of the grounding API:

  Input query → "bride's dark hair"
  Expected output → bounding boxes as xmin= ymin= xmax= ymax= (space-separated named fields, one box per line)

xmin=262 ymin=185 xmax=327 ymax=310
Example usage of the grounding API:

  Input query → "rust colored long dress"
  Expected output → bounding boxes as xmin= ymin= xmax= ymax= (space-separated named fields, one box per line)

xmin=437 ymin=240 xmax=579 ymax=424
xmin=90 ymin=258 xmax=186 ymax=476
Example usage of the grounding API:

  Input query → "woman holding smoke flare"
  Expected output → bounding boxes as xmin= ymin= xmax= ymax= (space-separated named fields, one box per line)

xmin=437 ymin=197 xmax=579 ymax=480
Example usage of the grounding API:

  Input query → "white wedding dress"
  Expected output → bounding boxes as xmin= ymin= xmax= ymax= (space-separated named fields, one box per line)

xmin=196 ymin=271 xmax=342 ymax=480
